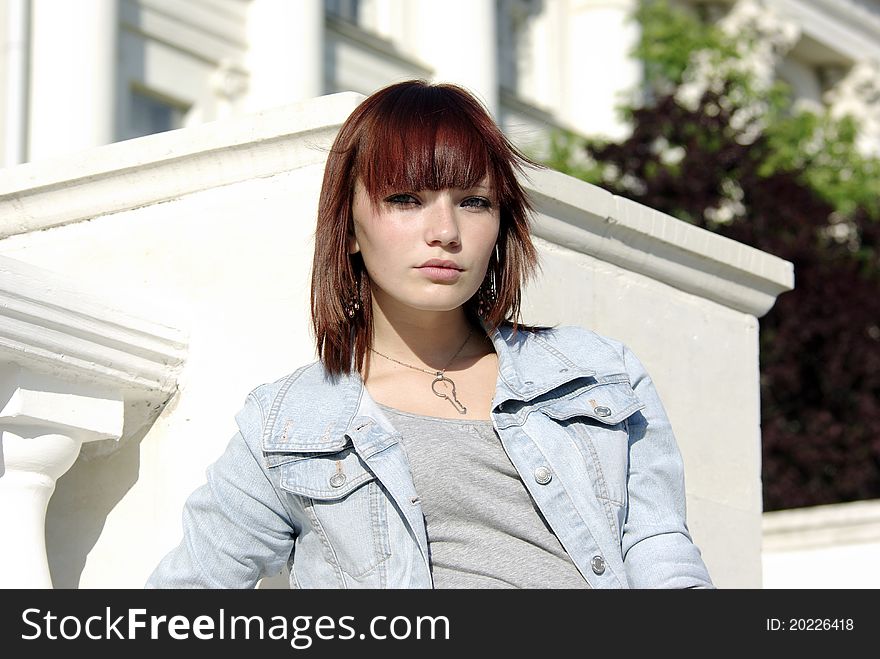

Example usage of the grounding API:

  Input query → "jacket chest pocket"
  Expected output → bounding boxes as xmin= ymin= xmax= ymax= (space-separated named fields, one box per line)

xmin=537 ymin=377 xmax=646 ymax=535
xmin=269 ymin=446 xmax=391 ymax=578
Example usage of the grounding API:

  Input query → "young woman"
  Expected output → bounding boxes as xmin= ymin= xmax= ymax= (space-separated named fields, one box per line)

xmin=147 ymin=79 xmax=714 ymax=589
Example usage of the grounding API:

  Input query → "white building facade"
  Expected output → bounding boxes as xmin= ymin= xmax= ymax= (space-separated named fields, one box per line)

xmin=2 ymin=0 xmax=879 ymax=167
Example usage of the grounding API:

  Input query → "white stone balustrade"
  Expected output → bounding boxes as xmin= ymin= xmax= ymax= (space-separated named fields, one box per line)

xmin=0 ymin=255 xmax=186 ymax=588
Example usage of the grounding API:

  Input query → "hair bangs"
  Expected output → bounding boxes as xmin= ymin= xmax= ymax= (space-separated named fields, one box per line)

xmin=355 ymin=92 xmax=494 ymax=204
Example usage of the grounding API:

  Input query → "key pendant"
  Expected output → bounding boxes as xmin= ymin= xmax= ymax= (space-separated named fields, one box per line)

xmin=431 ymin=373 xmax=467 ymax=414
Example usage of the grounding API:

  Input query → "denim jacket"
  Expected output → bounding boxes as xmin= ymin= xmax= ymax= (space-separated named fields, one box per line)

xmin=147 ymin=323 xmax=714 ymax=589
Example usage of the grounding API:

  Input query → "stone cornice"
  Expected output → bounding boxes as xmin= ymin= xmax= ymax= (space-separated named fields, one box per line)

xmin=0 ymin=255 xmax=186 ymax=397
xmin=776 ymin=0 xmax=880 ymax=62
xmin=325 ymin=14 xmax=433 ymax=76
xmin=808 ymin=0 xmax=880 ymax=42
xmin=525 ymin=168 xmax=794 ymax=317
xmin=0 ymin=91 xmax=365 ymax=240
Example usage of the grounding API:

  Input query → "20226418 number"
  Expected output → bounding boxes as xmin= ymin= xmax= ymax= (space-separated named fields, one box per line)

xmin=766 ymin=618 xmax=854 ymax=631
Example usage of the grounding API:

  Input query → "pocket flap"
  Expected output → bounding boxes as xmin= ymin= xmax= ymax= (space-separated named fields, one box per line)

xmin=538 ymin=378 xmax=645 ymax=425
xmin=262 ymin=418 xmax=351 ymax=454
xmin=276 ymin=447 xmax=375 ymax=500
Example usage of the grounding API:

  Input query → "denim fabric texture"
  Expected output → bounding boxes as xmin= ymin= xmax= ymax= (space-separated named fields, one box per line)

xmin=146 ymin=323 xmax=715 ymax=589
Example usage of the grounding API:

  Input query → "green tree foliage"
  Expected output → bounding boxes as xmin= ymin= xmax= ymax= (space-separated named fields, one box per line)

xmin=544 ymin=1 xmax=880 ymax=510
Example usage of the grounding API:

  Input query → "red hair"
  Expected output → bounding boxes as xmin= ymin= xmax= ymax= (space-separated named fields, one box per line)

xmin=310 ymin=79 xmax=542 ymax=378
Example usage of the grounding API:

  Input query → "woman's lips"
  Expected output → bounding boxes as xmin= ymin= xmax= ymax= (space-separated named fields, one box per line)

xmin=416 ymin=266 xmax=463 ymax=282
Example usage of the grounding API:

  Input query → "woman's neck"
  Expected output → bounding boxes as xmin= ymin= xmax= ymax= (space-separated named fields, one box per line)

xmin=370 ymin=302 xmax=481 ymax=370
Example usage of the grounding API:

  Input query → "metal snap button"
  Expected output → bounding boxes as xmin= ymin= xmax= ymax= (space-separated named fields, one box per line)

xmin=594 ymin=406 xmax=612 ymax=417
xmin=591 ymin=555 xmax=606 ymax=575
xmin=534 ymin=466 xmax=552 ymax=484
xmin=329 ymin=473 xmax=347 ymax=488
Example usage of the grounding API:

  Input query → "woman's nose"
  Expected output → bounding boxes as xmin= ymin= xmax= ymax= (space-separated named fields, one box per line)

xmin=425 ymin=200 xmax=461 ymax=245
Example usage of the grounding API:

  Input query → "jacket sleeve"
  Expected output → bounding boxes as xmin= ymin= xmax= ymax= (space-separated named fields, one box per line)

xmin=619 ymin=344 xmax=715 ymax=589
xmin=145 ymin=392 xmax=295 ymax=588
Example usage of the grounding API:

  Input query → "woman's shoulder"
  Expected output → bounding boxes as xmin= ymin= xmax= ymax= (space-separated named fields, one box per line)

xmin=235 ymin=358 xmax=360 ymax=444
xmin=499 ymin=321 xmax=631 ymax=365
xmin=243 ymin=359 xmax=334 ymax=412
xmin=500 ymin=323 xmax=657 ymax=405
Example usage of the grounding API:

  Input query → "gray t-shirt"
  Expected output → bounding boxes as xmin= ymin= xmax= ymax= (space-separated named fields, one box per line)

xmin=378 ymin=403 xmax=591 ymax=589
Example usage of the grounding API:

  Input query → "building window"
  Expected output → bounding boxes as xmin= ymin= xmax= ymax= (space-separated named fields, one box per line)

xmin=326 ymin=0 xmax=360 ymax=24
xmin=498 ymin=0 xmax=542 ymax=96
xmin=128 ymin=86 xmax=186 ymax=139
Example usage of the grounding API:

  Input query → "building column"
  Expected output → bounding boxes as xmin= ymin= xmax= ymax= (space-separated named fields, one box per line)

xmin=245 ymin=0 xmax=324 ymax=111
xmin=419 ymin=0 xmax=498 ymax=117
xmin=3 ymin=0 xmax=30 ymax=167
xmin=28 ymin=0 xmax=118 ymax=161
xmin=0 ymin=371 xmax=124 ymax=588
xmin=563 ymin=0 xmax=640 ymax=140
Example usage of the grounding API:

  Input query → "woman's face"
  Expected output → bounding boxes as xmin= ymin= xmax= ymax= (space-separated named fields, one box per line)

xmin=349 ymin=176 xmax=500 ymax=317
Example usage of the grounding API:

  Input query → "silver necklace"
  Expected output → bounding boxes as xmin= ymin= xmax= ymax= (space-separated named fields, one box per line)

xmin=370 ymin=328 xmax=474 ymax=414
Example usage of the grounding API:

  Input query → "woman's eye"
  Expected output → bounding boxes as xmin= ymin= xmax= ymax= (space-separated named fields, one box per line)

xmin=385 ymin=194 xmax=418 ymax=206
xmin=462 ymin=197 xmax=493 ymax=209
